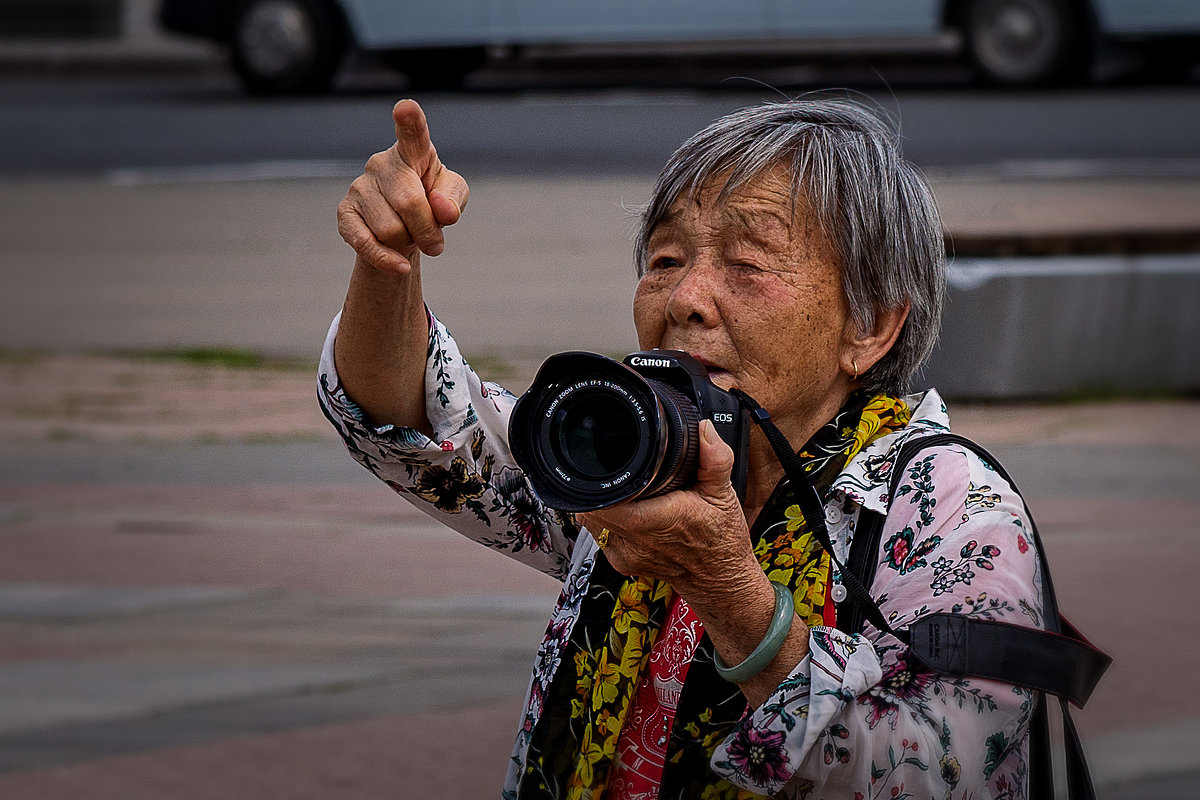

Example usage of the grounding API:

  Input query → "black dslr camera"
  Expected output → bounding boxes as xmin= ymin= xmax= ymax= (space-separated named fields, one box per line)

xmin=509 ymin=350 xmax=750 ymax=513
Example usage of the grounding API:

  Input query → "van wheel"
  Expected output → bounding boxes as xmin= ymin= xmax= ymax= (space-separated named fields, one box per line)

xmin=963 ymin=0 xmax=1087 ymax=85
xmin=231 ymin=0 xmax=347 ymax=94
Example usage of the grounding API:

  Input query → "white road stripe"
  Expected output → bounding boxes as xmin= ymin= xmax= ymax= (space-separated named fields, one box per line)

xmin=105 ymin=159 xmax=364 ymax=186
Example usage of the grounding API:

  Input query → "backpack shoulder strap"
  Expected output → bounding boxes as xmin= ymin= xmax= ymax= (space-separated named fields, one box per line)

xmin=838 ymin=497 xmax=885 ymax=640
xmin=839 ymin=432 xmax=1110 ymax=707
xmin=837 ymin=430 xmax=1111 ymax=800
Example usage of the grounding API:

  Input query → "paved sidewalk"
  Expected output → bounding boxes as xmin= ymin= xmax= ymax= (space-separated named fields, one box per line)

xmin=3 ymin=171 xmax=1199 ymax=365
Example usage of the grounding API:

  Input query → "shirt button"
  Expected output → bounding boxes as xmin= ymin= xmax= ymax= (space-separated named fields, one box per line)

xmin=825 ymin=505 xmax=844 ymax=526
xmin=831 ymin=583 xmax=848 ymax=603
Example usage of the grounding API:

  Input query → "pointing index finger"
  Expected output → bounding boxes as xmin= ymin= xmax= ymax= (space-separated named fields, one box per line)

xmin=392 ymin=99 xmax=437 ymax=179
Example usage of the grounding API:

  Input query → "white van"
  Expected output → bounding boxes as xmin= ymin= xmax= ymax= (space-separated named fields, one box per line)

xmin=159 ymin=0 xmax=1200 ymax=94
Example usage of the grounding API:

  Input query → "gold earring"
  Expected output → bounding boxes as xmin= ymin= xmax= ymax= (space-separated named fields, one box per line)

xmin=852 ymin=359 xmax=859 ymax=381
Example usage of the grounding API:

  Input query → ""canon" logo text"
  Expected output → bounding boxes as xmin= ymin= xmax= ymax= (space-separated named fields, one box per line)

xmin=629 ymin=356 xmax=673 ymax=368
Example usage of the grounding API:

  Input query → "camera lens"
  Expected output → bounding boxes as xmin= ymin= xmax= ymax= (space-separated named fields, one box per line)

xmin=551 ymin=392 xmax=639 ymax=480
xmin=509 ymin=352 xmax=704 ymax=512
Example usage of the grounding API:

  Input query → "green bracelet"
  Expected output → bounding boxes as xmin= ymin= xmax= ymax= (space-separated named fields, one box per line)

xmin=713 ymin=581 xmax=795 ymax=684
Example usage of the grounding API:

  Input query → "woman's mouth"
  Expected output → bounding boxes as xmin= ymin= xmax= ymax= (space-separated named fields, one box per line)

xmin=691 ymin=354 xmax=730 ymax=381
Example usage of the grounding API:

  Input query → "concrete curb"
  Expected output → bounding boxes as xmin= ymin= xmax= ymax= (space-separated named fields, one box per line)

xmin=0 ymin=38 xmax=222 ymax=76
xmin=924 ymin=252 xmax=1200 ymax=398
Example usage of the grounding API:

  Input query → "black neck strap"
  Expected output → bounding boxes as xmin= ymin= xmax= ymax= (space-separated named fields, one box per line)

xmin=730 ymin=389 xmax=905 ymax=642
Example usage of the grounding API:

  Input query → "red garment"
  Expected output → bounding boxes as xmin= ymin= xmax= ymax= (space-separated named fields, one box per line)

xmin=823 ymin=572 xmax=838 ymax=628
xmin=606 ymin=593 xmax=703 ymax=800
xmin=605 ymin=574 xmax=835 ymax=799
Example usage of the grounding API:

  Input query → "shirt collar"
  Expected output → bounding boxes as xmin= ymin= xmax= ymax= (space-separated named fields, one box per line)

xmin=829 ymin=389 xmax=951 ymax=516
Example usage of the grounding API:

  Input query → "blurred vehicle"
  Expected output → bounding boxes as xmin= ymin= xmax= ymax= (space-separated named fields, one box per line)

xmin=158 ymin=0 xmax=1200 ymax=94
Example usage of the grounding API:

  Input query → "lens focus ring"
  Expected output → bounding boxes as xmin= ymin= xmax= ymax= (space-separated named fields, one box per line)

xmin=642 ymin=379 xmax=701 ymax=498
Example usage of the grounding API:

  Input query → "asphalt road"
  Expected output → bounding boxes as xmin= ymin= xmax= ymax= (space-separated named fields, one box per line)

xmin=3 ymin=75 xmax=1200 ymax=179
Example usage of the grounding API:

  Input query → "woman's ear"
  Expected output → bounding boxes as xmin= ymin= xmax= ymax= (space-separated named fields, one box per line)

xmin=841 ymin=302 xmax=910 ymax=382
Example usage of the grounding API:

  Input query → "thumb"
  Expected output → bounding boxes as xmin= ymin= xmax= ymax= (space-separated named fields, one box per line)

xmin=428 ymin=172 xmax=468 ymax=227
xmin=694 ymin=419 xmax=737 ymax=503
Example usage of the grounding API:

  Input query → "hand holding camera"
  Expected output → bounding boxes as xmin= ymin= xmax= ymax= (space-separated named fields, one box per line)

xmin=509 ymin=349 xmax=761 ymax=586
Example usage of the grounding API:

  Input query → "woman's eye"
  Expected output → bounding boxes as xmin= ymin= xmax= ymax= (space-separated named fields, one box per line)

xmin=649 ymin=256 xmax=681 ymax=271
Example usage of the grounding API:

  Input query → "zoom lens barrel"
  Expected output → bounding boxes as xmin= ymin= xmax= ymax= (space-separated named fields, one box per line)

xmin=509 ymin=352 xmax=706 ymax=512
xmin=638 ymin=379 xmax=700 ymax=499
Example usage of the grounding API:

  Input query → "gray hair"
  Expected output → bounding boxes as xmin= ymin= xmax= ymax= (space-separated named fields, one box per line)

xmin=634 ymin=98 xmax=945 ymax=396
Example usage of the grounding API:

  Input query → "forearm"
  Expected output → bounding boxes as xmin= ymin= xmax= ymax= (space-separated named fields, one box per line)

xmin=678 ymin=563 xmax=809 ymax=709
xmin=331 ymin=99 xmax=470 ymax=435
xmin=333 ymin=254 xmax=432 ymax=435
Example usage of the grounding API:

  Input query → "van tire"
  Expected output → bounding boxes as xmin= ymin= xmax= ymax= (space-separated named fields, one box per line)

xmin=962 ymin=0 xmax=1088 ymax=85
xmin=231 ymin=0 xmax=347 ymax=94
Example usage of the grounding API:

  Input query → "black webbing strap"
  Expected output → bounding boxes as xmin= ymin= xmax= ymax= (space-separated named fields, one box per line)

xmin=907 ymin=613 xmax=1111 ymax=708
xmin=1028 ymin=694 xmax=1101 ymax=799
xmin=729 ymin=389 xmax=907 ymax=643
xmin=1062 ymin=695 xmax=1099 ymax=799
xmin=840 ymin=505 xmax=884 ymax=641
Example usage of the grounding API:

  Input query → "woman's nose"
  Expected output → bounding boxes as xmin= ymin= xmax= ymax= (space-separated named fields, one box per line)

xmin=664 ymin=259 xmax=720 ymax=327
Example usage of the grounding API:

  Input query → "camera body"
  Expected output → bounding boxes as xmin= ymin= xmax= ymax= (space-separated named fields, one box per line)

xmin=509 ymin=349 xmax=750 ymax=512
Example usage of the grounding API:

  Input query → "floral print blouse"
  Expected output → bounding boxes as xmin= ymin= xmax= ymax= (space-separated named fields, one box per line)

xmin=318 ymin=311 xmax=1045 ymax=800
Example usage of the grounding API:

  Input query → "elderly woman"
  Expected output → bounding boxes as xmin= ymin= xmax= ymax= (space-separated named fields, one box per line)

xmin=320 ymin=98 xmax=1043 ymax=799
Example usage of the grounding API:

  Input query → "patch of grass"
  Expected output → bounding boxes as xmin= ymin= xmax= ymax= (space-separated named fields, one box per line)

xmin=463 ymin=352 xmax=515 ymax=382
xmin=0 ymin=348 xmax=48 ymax=365
xmin=118 ymin=347 xmax=315 ymax=372
xmin=1050 ymin=385 xmax=1195 ymax=405
xmin=240 ymin=431 xmax=327 ymax=445
xmin=45 ymin=427 xmax=89 ymax=442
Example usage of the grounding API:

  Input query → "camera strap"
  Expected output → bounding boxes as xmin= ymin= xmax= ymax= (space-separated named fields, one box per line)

xmin=729 ymin=390 xmax=1110 ymax=710
xmin=729 ymin=389 xmax=903 ymax=641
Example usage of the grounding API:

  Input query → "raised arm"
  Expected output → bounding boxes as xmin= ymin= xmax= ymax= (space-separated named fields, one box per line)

xmin=333 ymin=99 xmax=470 ymax=434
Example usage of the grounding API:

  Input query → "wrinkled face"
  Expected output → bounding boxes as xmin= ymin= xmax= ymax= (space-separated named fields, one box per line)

xmin=633 ymin=168 xmax=858 ymax=438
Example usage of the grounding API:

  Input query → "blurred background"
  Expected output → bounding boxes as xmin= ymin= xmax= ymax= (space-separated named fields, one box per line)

xmin=0 ymin=1 xmax=1198 ymax=798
